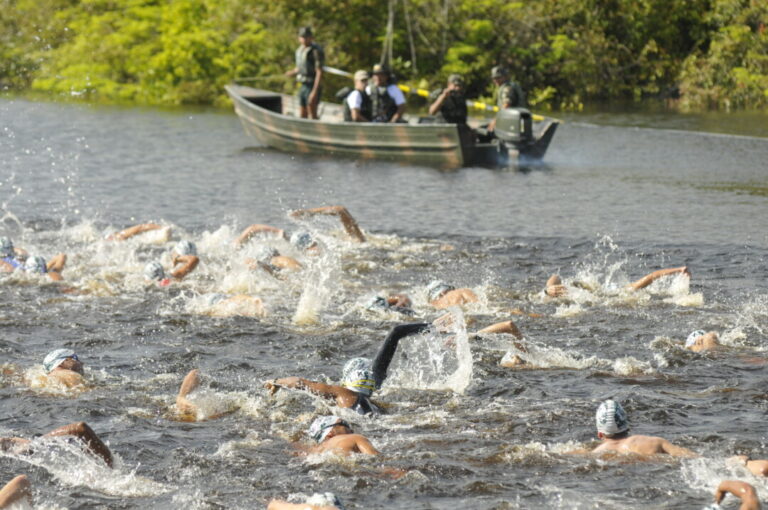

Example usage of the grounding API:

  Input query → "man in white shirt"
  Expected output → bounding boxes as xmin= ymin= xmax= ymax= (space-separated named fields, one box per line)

xmin=366 ymin=64 xmax=406 ymax=122
xmin=343 ymin=70 xmax=372 ymax=122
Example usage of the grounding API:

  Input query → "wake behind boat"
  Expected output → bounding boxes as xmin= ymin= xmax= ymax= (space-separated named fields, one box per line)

xmin=226 ymin=84 xmax=558 ymax=169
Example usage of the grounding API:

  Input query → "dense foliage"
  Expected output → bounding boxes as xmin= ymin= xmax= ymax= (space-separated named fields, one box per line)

xmin=1 ymin=0 xmax=766 ymax=110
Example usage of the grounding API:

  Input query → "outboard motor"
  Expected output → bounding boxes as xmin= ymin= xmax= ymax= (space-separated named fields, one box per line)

xmin=493 ymin=108 xmax=533 ymax=145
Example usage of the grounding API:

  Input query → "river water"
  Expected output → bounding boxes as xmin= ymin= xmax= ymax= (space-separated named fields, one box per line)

xmin=1 ymin=97 xmax=767 ymax=509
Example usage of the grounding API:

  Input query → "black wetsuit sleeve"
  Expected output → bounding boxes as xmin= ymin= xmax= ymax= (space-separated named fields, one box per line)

xmin=371 ymin=323 xmax=430 ymax=388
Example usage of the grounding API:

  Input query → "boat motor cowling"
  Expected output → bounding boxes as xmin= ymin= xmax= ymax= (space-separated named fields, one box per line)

xmin=494 ymin=108 xmax=533 ymax=144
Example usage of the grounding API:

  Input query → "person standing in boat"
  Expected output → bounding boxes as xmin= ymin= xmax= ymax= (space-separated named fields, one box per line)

xmin=285 ymin=26 xmax=324 ymax=120
xmin=366 ymin=64 xmax=406 ymax=123
xmin=488 ymin=65 xmax=526 ymax=132
xmin=343 ymin=70 xmax=372 ymax=122
xmin=428 ymin=74 xmax=468 ymax=124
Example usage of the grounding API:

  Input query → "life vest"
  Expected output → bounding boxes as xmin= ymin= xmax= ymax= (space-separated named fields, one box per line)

xmin=343 ymin=89 xmax=373 ymax=122
xmin=295 ymin=42 xmax=324 ymax=84
xmin=369 ymin=85 xmax=398 ymax=122
xmin=436 ymin=90 xmax=468 ymax=124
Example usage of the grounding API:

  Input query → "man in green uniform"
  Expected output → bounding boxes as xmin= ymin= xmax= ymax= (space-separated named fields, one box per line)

xmin=285 ymin=26 xmax=324 ymax=119
xmin=428 ymin=74 xmax=468 ymax=124
xmin=488 ymin=65 xmax=525 ymax=132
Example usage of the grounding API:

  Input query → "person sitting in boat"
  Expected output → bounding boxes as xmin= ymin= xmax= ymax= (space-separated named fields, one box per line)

xmin=343 ymin=70 xmax=372 ymax=122
xmin=289 ymin=205 xmax=366 ymax=243
xmin=285 ymin=26 xmax=324 ymax=120
xmin=366 ymin=64 xmax=406 ymax=123
xmin=488 ymin=65 xmax=526 ymax=132
xmin=544 ymin=266 xmax=691 ymax=298
xmin=428 ymin=74 xmax=468 ymax=125
xmin=143 ymin=240 xmax=199 ymax=287
xmin=265 ymin=323 xmax=431 ymax=415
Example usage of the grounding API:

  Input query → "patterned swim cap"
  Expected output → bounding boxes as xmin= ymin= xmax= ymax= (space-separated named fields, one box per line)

xmin=342 ymin=367 xmax=376 ymax=397
xmin=427 ymin=280 xmax=455 ymax=302
xmin=596 ymin=399 xmax=629 ymax=435
xmin=24 ymin=255 xmax=47 ymax=274
xmin=0 ymin=237 xmax=13 ymax=257
xmin=308 ymin=416 xmax=350 ymax=443
xmin=342 ymin=357 xmax=372 ymax=379
xmin=43 ymin=348 xmax=78 ymax=373
xmin=685 ymin=330 xmax=706 ymax=348
xmin=366 ymin=296 xmax=389 ymax=311
xmin=290 ymin=231 xmax=314 ymax=251
xmin=144 ymin=261 xmax=165 ymax=281
xmin=174 ymin=240 xmax=197 ymax=256
xmin=307 ymin=492 xmax=346 ymax=510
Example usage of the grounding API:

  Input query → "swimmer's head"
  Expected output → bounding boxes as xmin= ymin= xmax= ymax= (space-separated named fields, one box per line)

xmin=254 ymin=246 xmax=279 ymax=263
xmin=342 ymin=367 xmax=375 ymax=396
xmin=427 ymin=280 xmax=455 ymax=302
xmin=24 ymin=255 xmax=47 ymax=274
xmin=685 ymin=330 xmax=706 ymax=348
xmin=308 ymin=416 xmax=351 ymax=443
xmin=204 ymin=293 xmax=227 ymax=306
xmin=596 ymin=399 xmax=629 ymax=437
xmin=306 ymin=492 xmax=346 ymax=510
xmin=290 ymin=231 xmax=315 ymax=251
xmin=342 ymin=357 xmax=372 ymax=379
xmin=144 ymin=261 xmax=166 ymax=281
xmin=43 ymin=348 xmax=80 ymax=373
xmin=0 ymin=237 xmax=13 ymax=257
xmin=366 ymin=296 xmax=389 ymax=311
xmin=174 ymin=240 xmax=197 ymax=257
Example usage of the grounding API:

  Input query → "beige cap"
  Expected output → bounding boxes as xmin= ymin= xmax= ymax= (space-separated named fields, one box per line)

xmin=354 ymin=70 xmax=370 ymax=81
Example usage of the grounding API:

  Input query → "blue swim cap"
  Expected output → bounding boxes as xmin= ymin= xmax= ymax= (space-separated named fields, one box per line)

xmin=144 ymin=261 xmax=165 ymax=281
xmin=0 ymin=237 xmax=13 ymax=258
xmin=174 ymin=240 xmax=197 ymax=256
xmin=43 ymin=348 xmax=78 ymax=373
xmin=24 ymin=255 xmax=47 ymax=274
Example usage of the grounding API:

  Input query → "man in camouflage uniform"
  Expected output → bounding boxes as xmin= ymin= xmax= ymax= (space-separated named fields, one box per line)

xmin=286 ymin=26 xmax=324 ymax=119
xmin=428 ymin=74 xmax=468 ymax=124
xmin=488 ymin=65 xmax=525 ymax=132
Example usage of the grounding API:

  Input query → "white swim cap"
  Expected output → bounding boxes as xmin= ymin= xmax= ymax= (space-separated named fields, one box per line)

xmin=144 ymin=261 xmax=165 ymax=281
xmin=366 ymin=296 xmax=389 ymax=311
xmin=290 ymin=231 xmax=314 ymax=250
xmin=596 ymin=399 xmax=629 ymax=435
xmin=174 ymin=240 xmax=197 ymax=256
xmin=0 ymin=236 xmax=13 ymax=257
xmin=307 ymin=492 xmax=345 ymax=510
xmin=427 ymin=280 xmax=455 ymax=302
xmin=342 ymin=367 xmax=375 ymax=397
xmin=308 ymin=416 xmax=350 ymax=443
xmin=685 ymin=330 xmax=706 ymax=347
xmin=254 ymin=246 xmax=279 ymax=263
xmin=43 ymin=348 xmax=78 ymax=373
xmin=24 ymin=255 xmax=47 ymax=274
xmin=342 ymin=357 xmax=372 ymax=379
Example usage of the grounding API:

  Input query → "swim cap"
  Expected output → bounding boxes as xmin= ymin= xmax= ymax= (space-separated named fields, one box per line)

xmin=308 ymin=416 xmax=350 ymax=443
xmin=342 ymin=357 xmax=372 ymax=379
xmin=366 ymin=296 xmax=389 ymax=311
xmin=254 ymin=246 xmax=279 ymax=263
xmin=24 ymin=255 xmax=47 ymax=274
xmin=596 ymin=399 xmax=629 ymax=435
xmin=144 ymin=261 xmax=165 ymax=281
xmin=307 ymin=492 xmax=346 ymax=510
xmin=427 ymin=280 xmax=455 ymax=302
xmin=204 ymin=293 xmax=227 ymax=306
xmin=174 ymin=240 xmax=197 ymax=257
xmin=0 ymin=237 xmax=13 ymax=257
xmin=342 ymin=367 xmax=375 ymax=396
xmin=290 ymin=231 xmax=314 ymax=251
xmin=685 ymin=330 xmax=706 ymax=348
xmin=43 ymin=348 xmax=78 ymax=373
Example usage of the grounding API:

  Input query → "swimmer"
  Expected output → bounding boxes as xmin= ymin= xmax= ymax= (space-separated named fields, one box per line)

xmin=432 ymin=313 xmax=527 ymax=366
xmin=590 ymin=399 xmax=696 ymax=458
xmin=268 ymin=493 xmax=345 ymax=510
xmin=685 ymin=330 xmax=722 ymax=353
xmin=266 ymin=323 xmax=431 ymax=415
xmin=365 ymin=294 xmax=414 ymax=316
xmin=0 ymin=475 xmax=32 ymax=508
xmin=545 ymin=266 xmax=691 ymax=297
xmin=289 ymin=206 xmax=366 ymax=243
xmin=22 ymin=253 xmax=67 ymax=282
xmin=144 ymin=240 xmax=199 ymax=286
xmin=427 ymin=280 xmax=478 ymax=309
xmin=202 ymin=293 xmax=266 ymax=318
xmin=174 ymin=369 xmax=238 ymax=420
xmin=728 ymin=455 xmax=768 ymax=477
xmin=245 ymin=246 xmax=302 ymax=275
xmin=39 ymin=348 xmax=85 ymax=388
xmin=305 ymin=416 xmax=379 ymax=455
xmin=106 ymin=222 xmax=170 ymax=242
xmin=0 ymin=236 xmax=28 ymax=271
xmin=712 ymin=480 xmax=761 ymax=510
xmin=0 ymin=422 xmax=113 ymax=467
